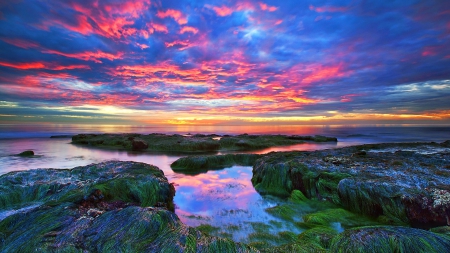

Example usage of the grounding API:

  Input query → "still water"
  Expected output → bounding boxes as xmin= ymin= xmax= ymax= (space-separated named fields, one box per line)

xmin=1 ymin=124 xmax=449 ymax=242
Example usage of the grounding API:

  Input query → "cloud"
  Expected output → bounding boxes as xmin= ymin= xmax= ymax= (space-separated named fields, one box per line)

xmin=0 ymin=0 xmax=449 ymax=124
xmin=156 ymin=9 xmax=188 ymax=25
xmin=179 ymin=26 xmax=199 ymax=34
xmin=211 ymin=5 xmax=234 ymax=17
xmin=259 ymin=3 xmax=278 ymax=12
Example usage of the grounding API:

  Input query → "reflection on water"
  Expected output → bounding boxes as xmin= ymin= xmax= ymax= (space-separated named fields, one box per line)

xmin=174 ymin=166 xmax=303 ymax=242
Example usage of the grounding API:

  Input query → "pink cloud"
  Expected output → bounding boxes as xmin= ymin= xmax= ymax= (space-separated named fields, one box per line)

xmin=150 ymin=23 xmax=169 ymax=33
xmin=1 ymin=38 xmax=39 ymax=49
xmin=179 ymin=26 xmax=199 ymax=34
xmin=259 ymin=3 xmax=278 ymax=12
xmin=41 ymin=49 xmax=123 ymax=63
xmin=211 ymin=6 xmax=234 ymax=16
xmin=156 ymin=9 xmax=188 ymax=25
xmin=0 ymin=61 xmax=90 ymax=70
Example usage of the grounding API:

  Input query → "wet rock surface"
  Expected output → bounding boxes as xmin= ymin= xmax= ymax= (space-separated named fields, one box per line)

xmin=252 ymin=141 xmax=450 ymax=228
xmin=71 ymin=133 xmax=338 ymax=153
xmin=0 ymin=161 xmax=256 ymax=252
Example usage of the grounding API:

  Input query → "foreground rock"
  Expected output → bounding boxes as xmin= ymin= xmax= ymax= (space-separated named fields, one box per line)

xmin=71 ymin=133 xmax=337 ymax=153
xmin=252 ymin=141 xmax=450 ymax=228
xmin=330 ymin=226 xmax=450 ymax=252
xmin=0 ymin=161 xmax=255 ymax=252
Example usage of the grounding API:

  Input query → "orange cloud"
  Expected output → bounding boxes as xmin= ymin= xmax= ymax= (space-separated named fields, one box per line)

xmin=259 ymin=3 xmax=278 ymax=12
xmin=179 ymin=26 xmax=199 ymax=34
xmin=156 ymin=9 xmax=188 ymax=25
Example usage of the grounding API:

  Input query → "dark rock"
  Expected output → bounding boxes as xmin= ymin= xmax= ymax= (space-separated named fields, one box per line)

xmin=49 ymin=135 xmax=73 ymax=138
xmin=131 ymin=139 xmax=148 ymax=150
xmin=17 ymin=150 xmax=34 ymax=156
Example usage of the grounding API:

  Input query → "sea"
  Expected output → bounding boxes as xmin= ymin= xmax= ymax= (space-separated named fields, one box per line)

xmin=1 ymin=124 xmax=449 ymax=242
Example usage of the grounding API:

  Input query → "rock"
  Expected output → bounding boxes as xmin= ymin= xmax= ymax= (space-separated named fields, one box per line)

xmin=17 ymin=150 xmax=34 ymax=156
xmin=251 ymin=142 xmax=450 ymax=228
xmin=0 ymin=161 xmax=174 ymax=210
xmin=0 ymin=205 xmax=257 ymax=252
xmin=49 ymin=135 xmax=73 ymax=138
xmin=131 ymin=138 xmax=148 ymax=150
xmin=171 ymin=154 xmax=262 ymax=174
xmin=330 ymin=226 xmax=450 ymax=252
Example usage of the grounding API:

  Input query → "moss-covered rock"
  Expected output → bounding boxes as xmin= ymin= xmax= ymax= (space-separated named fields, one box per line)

xmin=171 ymin=154 xmax=262 ymax=173
xmin=251 ymin=142 xmax=450 ymax=228
xmin=330 ymin=226 xmax=450 ymax=252
xmin=0 ymin=204 xmax=257 ymax=252
xmin=0 ymin=161 xmax=174 ymax=209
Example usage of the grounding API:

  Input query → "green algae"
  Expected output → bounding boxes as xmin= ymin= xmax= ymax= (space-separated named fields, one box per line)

xmin=330 ymin=226 xmax=450 ymax=253
xmin=0 ymin=161 xmax=174 ymax=210
xmin=337 ymin=178 xmax=409 ymax=225
xmin=218 ymin=134 xmax=311 ymax=151
xmin=196 ymin=224 xmax=220 ymax=235
xmin=289 ymin=189 xmax=308 ymax=203
xmin=171 ymin=154 xmax=262 ymax=173
xmin=252 ymin=155 xmax=352 ymax=202
xmin=297 ymin=226 xmax=338 ymax=249
xmin=301 ymin=208 xmax=380 ymax=229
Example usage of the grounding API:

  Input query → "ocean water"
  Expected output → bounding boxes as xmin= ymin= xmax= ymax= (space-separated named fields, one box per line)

xmin=0 ymin=124 xmax=449 ymax=242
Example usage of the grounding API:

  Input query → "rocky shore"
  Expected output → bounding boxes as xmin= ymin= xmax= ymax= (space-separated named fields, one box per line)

xmin=2 ymin=139 xmax=450 ymax=252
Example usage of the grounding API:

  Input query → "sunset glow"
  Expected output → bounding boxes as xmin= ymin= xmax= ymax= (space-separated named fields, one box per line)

xmin=0 ymin=1 xmax=449 ymax=125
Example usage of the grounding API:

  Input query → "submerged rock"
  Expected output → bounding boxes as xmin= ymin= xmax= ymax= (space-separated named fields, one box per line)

xmin=252 ymin=142 xmax=450 ymax=228
xmin=330 ymin=226 xmax=450 ymax=252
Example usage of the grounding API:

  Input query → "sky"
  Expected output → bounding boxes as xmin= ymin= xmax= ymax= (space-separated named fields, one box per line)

xmin=0 ymin=0 xmax=449 ymax=125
